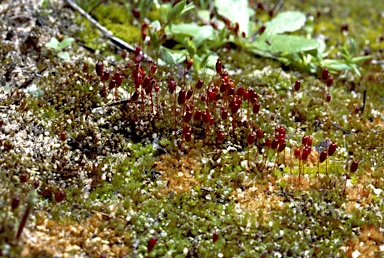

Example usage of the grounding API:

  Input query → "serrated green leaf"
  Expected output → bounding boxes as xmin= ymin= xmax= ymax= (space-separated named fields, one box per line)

xmin=264 ymin=11 xmax=307 ymax=35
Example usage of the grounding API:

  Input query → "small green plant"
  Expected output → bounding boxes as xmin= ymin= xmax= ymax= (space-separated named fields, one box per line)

xmin=45 ymin=37 xmax=75 ymax=60
xmin=37 ymin=0 xmax=53 ymax=16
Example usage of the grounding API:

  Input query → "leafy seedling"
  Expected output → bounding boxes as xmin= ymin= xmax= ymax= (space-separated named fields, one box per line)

xmin=45 ymin=37 xmax=75 ymax=60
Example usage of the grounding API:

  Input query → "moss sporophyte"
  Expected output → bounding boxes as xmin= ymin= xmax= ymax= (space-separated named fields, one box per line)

xmin=1 ymin=0 xmax=383 ymax=257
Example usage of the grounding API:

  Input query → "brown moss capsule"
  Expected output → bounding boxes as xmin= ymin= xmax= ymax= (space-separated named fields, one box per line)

xmin=187 ymin=58 xmax=194 ymax=70
xmin=326 ymin=75 xmax=334 ymax=87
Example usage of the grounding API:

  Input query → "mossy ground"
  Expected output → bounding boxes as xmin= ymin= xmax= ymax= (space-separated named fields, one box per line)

xmin=0 ymin=0 xmax=383 ymax=257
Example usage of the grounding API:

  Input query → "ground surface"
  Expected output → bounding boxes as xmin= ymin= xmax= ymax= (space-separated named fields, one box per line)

xmin=0 ymin=0 xmax=384 ymax=257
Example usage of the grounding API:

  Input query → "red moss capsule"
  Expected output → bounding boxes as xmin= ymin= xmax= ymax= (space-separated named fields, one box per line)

xmin=60 ymin=132 xmax=67 ymax=142
xmin=33 ymin=180 xmax=40 ymax=189
xmin=202 ymin=110 xmax=210 ymax=124
xmin=294 ymin=148 xmax=301 ymax=159
xmin=350 ymin=160 xmax=359 ymax=173
xmin=277 ymin=140 xmax=286 ymax=153
xmin=212 ymin=232 xmax=219 ymax=243
xmin=322 ymin=68 xmax=329 ymax=81
xmin=294 ymin=80 xmax=301 ymax=91
xmin=168 ymin=78 xmax=176 ymax=94
xmin=186 ymin=89 xmax=193 ymax=100
xmin=108 ymin=79 xmax=116 ymax=90
xmin=20 ymin=173 xmax=29 ymax=183
xmin=218 ymin=132 xmax=225 ymax=142
xmin=319 ymin=150 xmax=327 ymax=163
xmin=101 ymin=68 xmax=110 ymax=82
xmin=185 ymin=132 xmax=192 ymax=142
xmin=96 ymin=60 xmax=103 ymax=77
xmin=208 ymin=90 xmax=216 ymax=102
xmin=271 ymin=138 xmax=279 ymax=150
xmin=237 ymin=86 xmax=245 ymax=97
xmin=327 ymin=75 xmax=334 ymax=87
xmin=302 ymin=135 xmax=309 ymax=146
xmin=114 ymin=71 xmax=123 ymax=87
xmin=328 ymin=142 xmax=337 ymax=156
xmin=178 ymin=89 xmax=186 ymax=105
xmin=265 ymin=137 xmax=272 ymax=148
xmin=194 ymin=110 xmax=202 ymax=121
xmin=326 ymin=93 xmax=331 ymax=103
xmin=12 ymin=196 xmax=20 ymax=210
xmin=215 ymin=58 xmax=222 ymax=74
xmin=183 ymin=111 xmax=192 ymax=123
xmin=134 ymin=46 xmax=142 ymax=56
xmin=55 ymin=189 xmax=66 ymax=203
xmin=307 ymin=136 xmax=312 ymax=147
xmin=302 ymin=146 xmax=311 ymax=160
xmin=132 ymin=8 xmax=141 ymax=19
xmin=147 ymin=236 xmax=157 ymax=253
xmin=256 ymin=128 xmax=263 ymax=140
xmin=221 ymin=109 xmax=228 ymax=120
xmin=253 ymin=102 xmax=260 ymax=114
xmin=151 ymin=64 xmax=157 ymax=74
xmin=247 ymin=132 xmax=255 ymax=145
xmin=196 ymin=79 xmax=204 ymax=90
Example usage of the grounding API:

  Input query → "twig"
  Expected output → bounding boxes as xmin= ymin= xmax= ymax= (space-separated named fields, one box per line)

xmin=64 ymin=0 xmax=154 ymax=62
xmin=331 ymin=122 xmax=351 ymax=135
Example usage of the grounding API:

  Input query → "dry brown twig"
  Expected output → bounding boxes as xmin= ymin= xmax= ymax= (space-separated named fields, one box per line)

xmin=64 ymin=0 xmax=154 ymax=62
